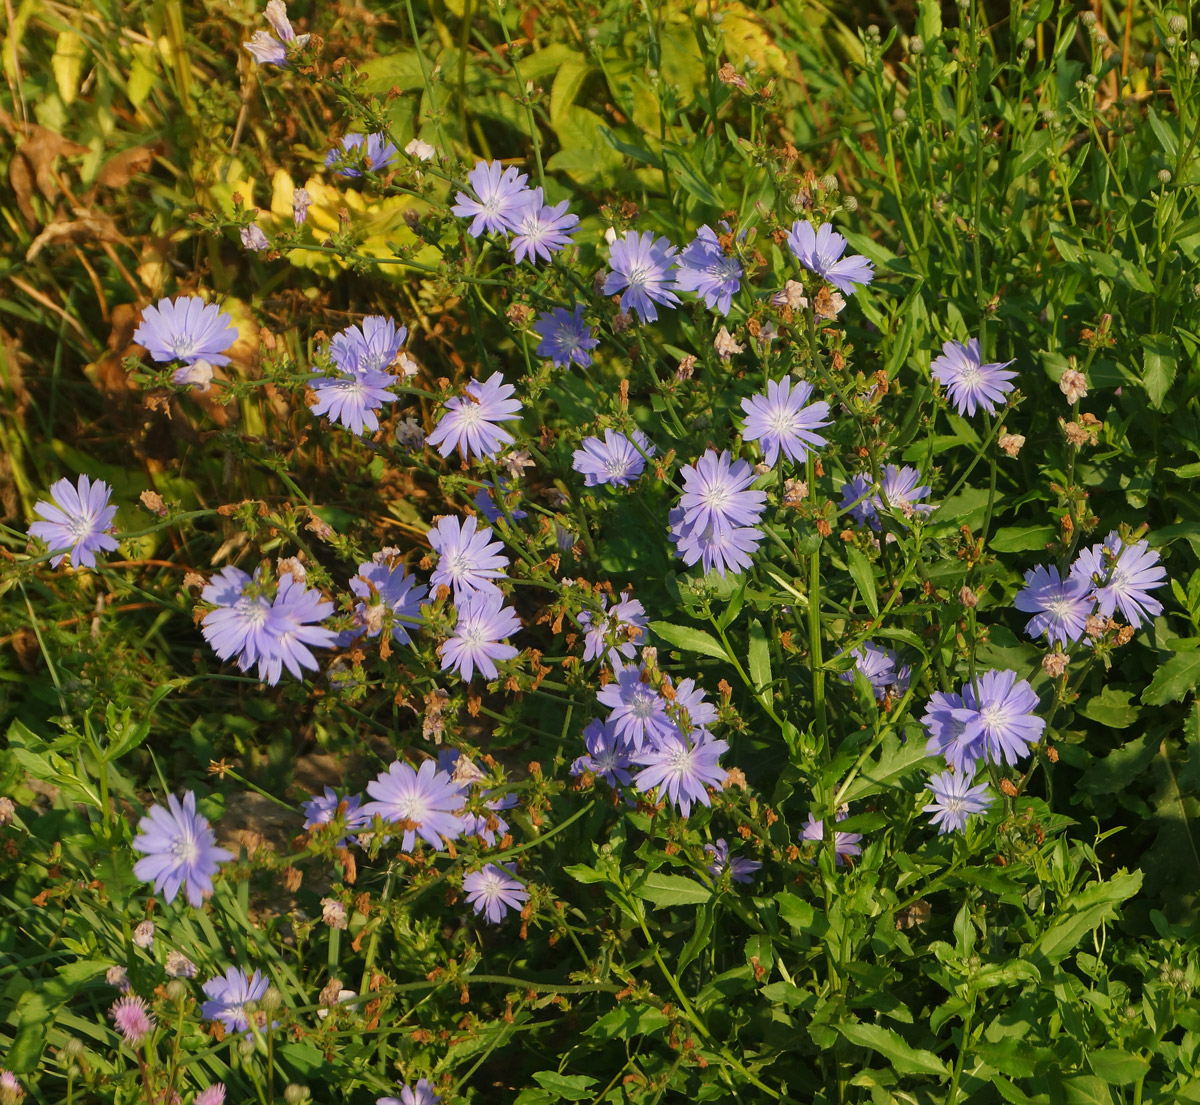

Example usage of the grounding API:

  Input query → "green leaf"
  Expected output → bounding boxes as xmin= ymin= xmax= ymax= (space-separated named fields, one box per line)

xmin=837 ymin=1021 xmax=947 ymax=1077
xmin=1142 ymin=334 xmax=1179 ymax=410
xmin=648 ymin=621 xmax=728 ymax=661
xmin=845 ymin=546 xmax=878 ymax=617
xmin=839 ymin=732 xmax=929 ymax=804
xmin=1142 ymin=651 xmax=1200 ymax=706
xmin=531 ymin=1072 xmax=598 ymax=1101
xmin=775 ymin=891 xmax=814 ymax=932
xmin=1087 ymin=1049 xmax=1150 ymax=1085
xmin=990 ymin=525 xmax=1056 ymax=553
xmin=55 ymin=960 xmax=110 ymax=985
xmin=1029 ymin=871 xmax=1142 ymax=967
xmin=748 ymin=619 xmax=771 ymax=689
xmin=1077 ymin=687 xmax=1141 ymax=729
xmin=563 ymin=864 xmax=608 ymax=885
xmin=636 ymin=872 xmax=712 ymax=908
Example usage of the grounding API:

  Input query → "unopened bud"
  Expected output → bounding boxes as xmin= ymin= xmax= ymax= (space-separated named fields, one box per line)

xmin=261 ymin=987 xmax=283 ymax=1012
xmin=1169 ymin=14 xmax=1187 ymax=34
xmin=284 ymin=1086 xmax=311 ymax=1105
xmin=908 ymin=35 xmax=924 ymax=54
xmin=1158 ymin=168 xmax=1172 ymax=184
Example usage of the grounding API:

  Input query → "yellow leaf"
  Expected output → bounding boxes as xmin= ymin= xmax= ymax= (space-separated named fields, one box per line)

xmin=52 ymin=31 xmax=88 ymax=106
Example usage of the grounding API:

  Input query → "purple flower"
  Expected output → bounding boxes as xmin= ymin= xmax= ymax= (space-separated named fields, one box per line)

xmin=571 ymin=717 xmax=635 ymax=787
xmin=668 ymin=449 xmax=766 ymax=577
xmin=462 ymin=863 xmax=529 ymax=923
xmin=1014 ymin=565 xmax=1094 ymax=646
xmin=132 ymin=791 xmax=233 ymax=907
xmin=428 ymin=514 xmax=509 ymax=601
xmin=240 ymin=224 xmax=270 ymax=251
xmin=347 ymin=551 xmax=428 ymax=646
xmin=330 ymin=316 xmax=408 ymax=374
xmin=670 ymin=677 xmax=718 ymax=731
xmin=668 ymin=505 xmax=764 ymax=578
xmin=799 ymin=812 xmax=862 ymax=865
xmin=1072 ymin=532 xmax=1167 ymax=628
xmin=301 ymin=788 xmax=369 ymax=848
xmin=577 ymin=594 xmax=648 ymax=668
xmin=441 ymin=590 xmax=521 ymax=682
xmin=920 ymin=690 xmax=976 ymax=772
xmin=840 ymin=465 xmax=932 ymax=531
xmin=923 ymin=770 xmax=993 ymax=834
xmin=378 ymin=1079 xmax=440 ymax=1105
xmin=602 ymin=231 xmax=680 ymax=322
xmin=677 ymin=449 xmax=766 ymax=535
xmin=632 ymin=728 xmax=728 ymax=817
xmin=473 ymin=480 xmax=527 ymax=524
xmin=243 ymin=0 xmax=309 ymax=65
xmin=786 ymin=221 xmax=874 ymax=295
xmin=0 ymin=1071 xmax=23 ymax=1102
xmin=325 ymin=133 xmax=400 ymax=177
xmin=740 ymin=377 xmax=831 ymax=467
xmin=363 ymin=760 xmax=466 ymax=852
xmin=451 ymin=160 xmax=531 ymax=237
xmin=930 ymin=339 xmax=1017 ymax=417
xmin=595 ymin=663 xmax=675 ymax=751
xmin=509 ymin=188 xmax=579 ymax=263
xmin=459 ymin=792 xmax=516 ymax=846
xmin=293 ymin=187 xmax=312 ymax=225
xmin=110 ymin=996 xmax=155 ymax=1047
xmin=309 ymin=369 xmax=397 ymax=435
xmin=533 ymin=305 xmax=599 ymax=369
xmin=426 ymin=374 xmax=523 ymax=462
xmin=196 ymin=1086 xmax=226 ymax=1105
xmin=28 ymin=475 xmax=119 ymax=569
xmin=837 ymin=642 xmax=900 ymax=696
xmin=133 ymin=296 xmax=237 ymax=366
xmin=675 ymin=225 xmax=744 ymax=316
xmin=572 ymin=429 xmax=655 ymax=488
xmin=201 ymin=968 xmax=269 ymax=1035
xmin=260 ymin=573 xmax=338 ymax=684
xmin=705 ymin=838 xmax=761 ymax=884
xmin=926 ymin=671 xmax=1045 ymax=771
xmin=200 ymin=568 xmax=336 ymax=685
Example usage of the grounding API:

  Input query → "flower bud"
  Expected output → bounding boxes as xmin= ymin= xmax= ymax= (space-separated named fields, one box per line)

xmin=261 ymin=987 xmax=283 ymax=1012
xmin=1158 ymin=168 xmax=1172 ymax=184
xmin=1169 ymin=14 xmax=1187 ymax=34
xmin=284 ymin=1085 xmax=311 ymax=1105
xmin=908 ymin=35 xmax=924 ymax=54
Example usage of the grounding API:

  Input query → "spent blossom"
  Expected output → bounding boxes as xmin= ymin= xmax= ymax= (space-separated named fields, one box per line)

xmin=1060 ymin=369 xmax=1089 ymax=404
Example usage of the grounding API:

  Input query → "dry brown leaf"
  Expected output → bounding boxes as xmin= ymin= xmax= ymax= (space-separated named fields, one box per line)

xmin=25 ymin=209 xmax=125 ymax=262
xmin=9 ymin=125 xmax=89 ymax=225
xmin=94 ymin=141 xmax=166 ymax=190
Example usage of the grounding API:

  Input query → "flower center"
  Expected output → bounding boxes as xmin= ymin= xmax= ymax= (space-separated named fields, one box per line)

xmin=629 ymin=687 xmax=659 ymax=719
xmin=170 ymin=334 xmax=197 ymax=359
xmin=625 ymin=261 xmax=652 ymax=289
xmin=768 ymin=409 xmax=798 ymax=435
xmin=980 ymin=705 xmax=1005 ymax=729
